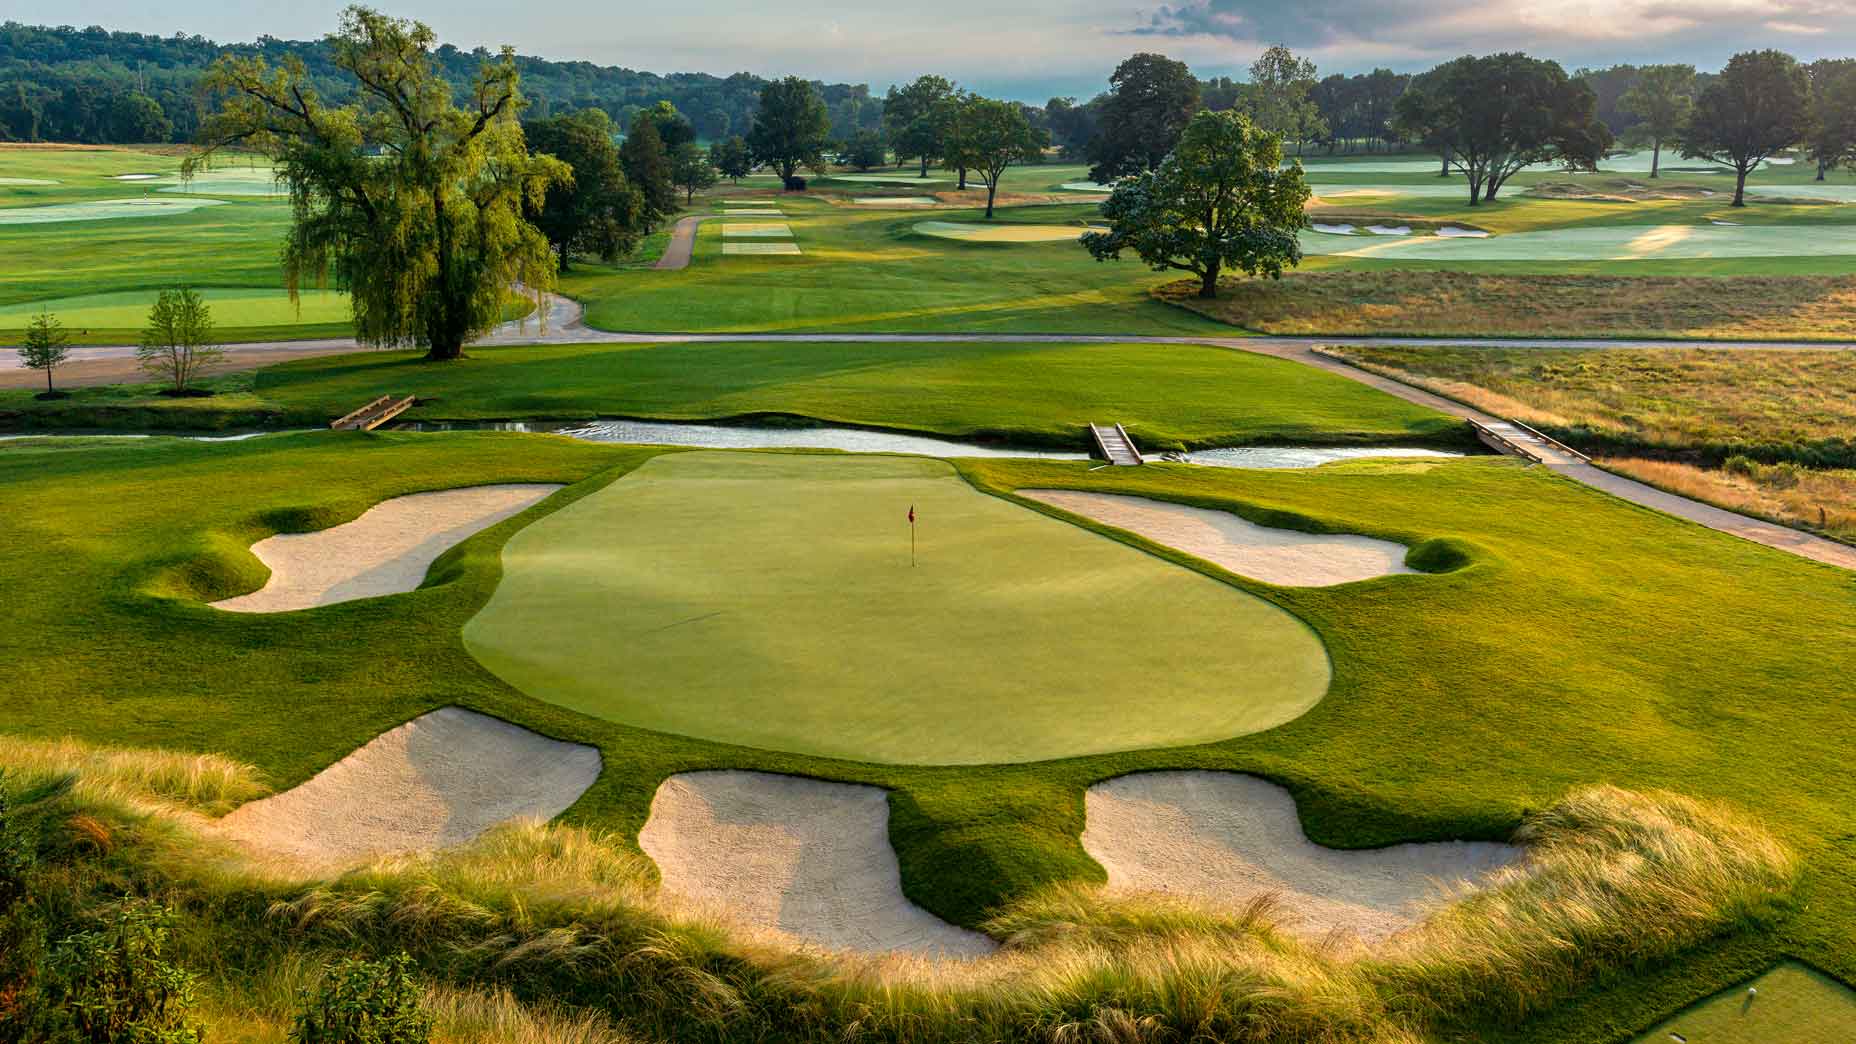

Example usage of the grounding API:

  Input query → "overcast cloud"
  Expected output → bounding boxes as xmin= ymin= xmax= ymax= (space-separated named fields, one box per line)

xmin=9 ymin=0 xmax=1856 ymax=101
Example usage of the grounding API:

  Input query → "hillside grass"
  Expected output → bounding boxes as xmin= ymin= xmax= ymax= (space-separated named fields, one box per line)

xmin=1163 ymin=271 xmax=1856 ymax=341
xmin=1 ymin=432 xmax=1854 ymax=1040
xmin=0 ymin=338 xmax=1466 ymax=447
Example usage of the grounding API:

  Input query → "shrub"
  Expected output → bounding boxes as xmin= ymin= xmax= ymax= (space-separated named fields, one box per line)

xmin=292 ymin=953 xmax=432 ymax=1044
xmin=41 ymin=899 xmax=203 ymax=1044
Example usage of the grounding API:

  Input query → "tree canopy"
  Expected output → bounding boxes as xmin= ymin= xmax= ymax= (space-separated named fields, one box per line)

xmin=672 ymin=141 xmax=717 ymax=203
xmin=523 ymin=109 xmax=644 ymax=269
xmin=191 ymin=6 xmax=564 ymax=360
xmin=710 ymin=134 xmax=752 ymax=182
xmin=1805 ymin=59 xmax=1856 ymax=181
xmin=621 ymin=110 xmax=677 ymax=225
xmin=1087 ymin=53 xmax=1201 ymax=183
xmin=942 ymin=98 xmax=1046 ymax=218
xmin=883 ymin=75 xmax=957 ymax=177
xmin=1680 ymin=50 xmax=1810 ymax=206
xmin=1395 ymin=53 xmax=1610 ymax=204
xmin=1618 ymin=64 xmax=1695 ymax=177
xmin=19 ymin=310 xmax=71 ymax=397
xmin=137 ymin=287 xmax=221 ymax=393
xmin=1242 ymin=46 xmax=1326 ymax=148
xmin=747 ymin=76 xmax=830 ymax=187
xmin=1082 ymin=109 xmax=1309 ymax=300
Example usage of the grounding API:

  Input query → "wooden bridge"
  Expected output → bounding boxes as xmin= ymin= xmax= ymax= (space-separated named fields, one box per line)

xmin=330 ymin=395 xmax=415 ymax=432
xmin=1469 ymin=418 xmax=1592 ymax=466
xmin=1089 ymin=423 xmax=1143 ymax=466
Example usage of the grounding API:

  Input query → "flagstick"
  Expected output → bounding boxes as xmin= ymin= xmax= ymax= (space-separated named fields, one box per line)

xmin=910 ymin=517 xmax=916 ymax=567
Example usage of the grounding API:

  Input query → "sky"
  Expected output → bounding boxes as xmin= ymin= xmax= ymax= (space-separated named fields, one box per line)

xmin=13 ymin=0 xmax=1856 ymax=100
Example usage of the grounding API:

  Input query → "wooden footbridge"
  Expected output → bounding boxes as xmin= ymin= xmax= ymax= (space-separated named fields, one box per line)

xmin=1089 ymin=423 xmax=1144 ymax=466
xmin=330 ymin=395 xmax=415 ymax=432
xmin=1469 ymin=418 xmax=1591 ymax=466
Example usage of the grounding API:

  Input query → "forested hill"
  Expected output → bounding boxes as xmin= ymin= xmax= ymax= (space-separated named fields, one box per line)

xmin=0 ymin=22 xmax=885 ymax=145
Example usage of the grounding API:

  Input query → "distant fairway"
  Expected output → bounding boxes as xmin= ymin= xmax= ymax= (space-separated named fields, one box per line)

xmin=915 ymin=220 xmax=1105 ymax=243
xmin=0 ymin=288 xmax=350 ymax=332
xmin=464 ymin=452 xmax=1331 ymax=765
xmin=1301 ymin=223 xmax=1856 ymax=260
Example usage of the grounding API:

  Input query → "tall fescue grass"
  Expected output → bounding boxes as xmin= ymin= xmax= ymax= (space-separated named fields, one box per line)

xmin=1605 ymin=457 xmax=1856 ymax=543
xmin=0 ymin=733 xmax=266 ymax=816
xmin=1 ymin=734 xmax=1801 ymax=1044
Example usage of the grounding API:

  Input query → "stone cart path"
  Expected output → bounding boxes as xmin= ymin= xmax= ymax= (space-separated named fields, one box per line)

xmin=8 ymin=308 xmax=1855 ymax=571
xmin=654 ymin=215 xmax=708 ymax=270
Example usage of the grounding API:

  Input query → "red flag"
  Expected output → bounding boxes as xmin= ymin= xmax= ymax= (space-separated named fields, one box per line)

xmin=908 ymin=505 xmax=915 ymax=524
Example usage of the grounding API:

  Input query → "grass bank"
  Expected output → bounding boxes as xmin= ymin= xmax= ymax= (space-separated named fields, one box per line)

xmin=1159 ymin=271 xmax=1856 ymax=341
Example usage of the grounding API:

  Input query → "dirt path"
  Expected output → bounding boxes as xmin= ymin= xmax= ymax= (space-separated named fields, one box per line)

xmin=7 ymin=318 xmax=1853 ymax=570
xmin=654 ymin=215 xmax=708 ymax=270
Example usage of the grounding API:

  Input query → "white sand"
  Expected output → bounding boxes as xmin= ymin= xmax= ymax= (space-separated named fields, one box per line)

xmin=0 ymin=177 xmax=57 ymax=186
xmin=640 ymin=771 xmax=997 ymax=958
xmin=216 ymin=707 xmax=601 ymax=866
xmin=1435 ymin=226 xmax=1491 ymax=238
xmin=724 ymin=242 xmax=803 ymax=255
xmin=213 ymin=484 xmax=561 ymax=613
xmin=1366 ymin=224 xmax=1412 ymax=236
xmin=1312 ymin=222 xmax=1358 ymax=235
xmin=1022 ymin=490 xmax=1414 ymax=587
xmin=1084 ymin=772 xmax=1522 ymax=943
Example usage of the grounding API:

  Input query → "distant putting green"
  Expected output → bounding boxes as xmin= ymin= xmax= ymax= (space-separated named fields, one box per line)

xmin=463 ymin=452 xmax=1331 ymax=765
xmin=0 ymin=287 xmax=350 ymax=329
xmin=156 ymin=168 xmax=283 ymax=197
xmin=826 ymin=173 xmax=952 ymax=184
xmin=0 ymin=197 xmax=228 ymax=224
xmin=915 ymin=220 xmax=1105 ymax=243
xmin=1632 ymin=961 xmax=1856 ymax=1043
xmin=0 ymin=177 xmax=57 ymax=186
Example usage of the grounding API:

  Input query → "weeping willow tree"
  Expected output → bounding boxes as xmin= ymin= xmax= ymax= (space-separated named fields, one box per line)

xmin=190 ymin=7 xmax=565 ymax=360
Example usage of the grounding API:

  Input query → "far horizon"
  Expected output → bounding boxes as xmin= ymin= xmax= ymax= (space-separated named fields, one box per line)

xmin=24 ymin=0 xmax=1856 ymax=102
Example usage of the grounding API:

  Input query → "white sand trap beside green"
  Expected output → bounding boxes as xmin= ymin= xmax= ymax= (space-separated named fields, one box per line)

xmin=722 ymin=222 xmax=794 ymax=237
xmin=0 ymin=197 xmax=227 ymax=224
xmin=828 ymin=173 xmax=952 ymax=184
xmin=1059 ymin=181 xmax=1114 ymax=191
xmin=723 ymin=241 xmax=803 ymax=255
xmin=157 ymin=169 xmax=282 ymax=196
xmin=853 ymin=196 xmax=939 ymax=205
xmin=0 ymin=288 xmax=351 ymax=330
xmin=1367 ymin=224 xmax=1412 ymax=236
xmin=1298 ymin=158 xmax=1450 ymax=173
xmin=1304 ymin=222 xmax=1856 ymax=260
xmin=1309 ymin=183 xmax=1476 ymax=200
xmin=216 ymin=707 xmax=601 ymax=867
xmin=1435 ymin=226 xmax=1490 ymax=238
xmin=1312 ymin=223 xmax=1357 ymax=235
xmin=640 ymin=771 xmax=996 ymax=958
xmin=0 ymin=177 xmax=57 ymax=186
xmin=1023 ymin=490 xmax=1415 ymax=587
xmin=108 ymin=173 xmax=163 ymax=181
xmin=914 ymin=220 xmax=1105 ymax=243
xmin=213 ymin=484 xmax=561 ymax=613
xmin=1083 ymin=772 xmax=1521 ymax=943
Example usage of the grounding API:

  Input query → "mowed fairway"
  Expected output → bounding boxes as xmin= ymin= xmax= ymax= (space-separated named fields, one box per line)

xmin=463 ymin=451 xmax=1330 ymax=764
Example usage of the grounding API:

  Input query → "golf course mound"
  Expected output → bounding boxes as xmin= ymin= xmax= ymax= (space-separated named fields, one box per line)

xmin=1022 ymin=489 xmax=1417 ymax=587
xmin=463 ymin=452 xmax=1330 ymax=764
xmin=216 ymin=707 xmax=602 ymax=867
xmin=1083 ymin=772 xmax=1522 ymax=943
xmin=213 ymin=484 xmax=561 ymax=613
xmin=913 ymin=220 xmax=1105 ymax=243
xmin=639 ymin=771 xmax=996 ymax=957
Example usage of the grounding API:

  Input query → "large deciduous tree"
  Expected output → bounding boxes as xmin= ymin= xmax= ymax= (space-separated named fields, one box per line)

xmin=1082 ymin=110 xmax=1309 ymax=300
xmin=1805 ymin=59 xmax=1856 ymax=181
xmin=672 ymin=141 xmax=717 ymax=203
xmin=1243 ymin=45 xmax=1326 ymax=151
xmin=1618 ymin=64 xmax=1695 ymax=177
xmin=191 ymin=6 xmax=564 ymax=361
xmin=1394 ymin=53 xmax=1609 ymax=204
xmin=883 ymin=75 xmax=957 ymax=177
xmin=844 ymin=128 xmax=887 ymax=171
xmin=523 ymin=108 xmax=644 ymax=269
xmin=942 ymin=97 xmax=1046 ymax=218
xmin=747 ymin=76 xmax=830 ymax=189
xmin=621 ymin=111 xmax=677 ymax=226
xmin=710 ymin=134 xmax=753 ymax=183
xmin=1680 ymin=50 xmax=1810 ymax=206
xmin=1087 ymin=53 xmax=1201 ymax=183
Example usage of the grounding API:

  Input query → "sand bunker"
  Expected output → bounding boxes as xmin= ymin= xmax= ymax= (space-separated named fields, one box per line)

xmin=1312 ymin=222 xmax=1357 ymax=235
xmin=1059 ymin=180 xmax=1114 ymax=191
xmin=1366 ymin=224 xmax=1411 ymax=236
xmin=830 ymin=173 xmax=951 ymax=184
xmin=640 ymin=771 xmax=996 ymax=957
xmin=914 ymin=220 xmax=1105 ymax=243
xmin=0 ymin=177 xmax=57 ymax=186
xmin=1084 ymin=772 xmax=1521 ymax=943
xmin=853 ymin=196 xmax=938 ymax=205
xmin=723 ymin=242 xmax=803 ymax=255
xmin=722 ymin=222 xmax=793 ymax=238
xmin=108 ymin=173 xmax=162 ymax=181
xmin=0 ymin=198 xmax=227 ymax=224
xmin=1435 ymin=226 xmax=1490 ymax=238
xmin=1023 ymin=490 xmax=1414 ymax=587
xmin=212 ymin=484 xmax=561 ymax=613
xmin=217 ymin=707 xmax=601 ymax=866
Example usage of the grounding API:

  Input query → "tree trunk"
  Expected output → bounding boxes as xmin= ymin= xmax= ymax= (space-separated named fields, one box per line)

xmin=557 ymin=241 xmax=571 ymax=274
xmin=985 ymin=181 xmax=998 ymax=219
xmin=919 ymin=157 xmax=929 ymax=177
xmin=1198 ymin=263 xmax=1220 ymax=299
xmin=958 ymin=166 xmax=968 ymax=190
xmin=1817 ymin=158 xmax=1829 ymax=182
xmin=1732 ymin=165 xmax=1748 ymax=207
xmin=1440 ymin=153 xmax=1451 ymax=177
xmin=45 ymin=366 xmax=53 ymax=394
xmin=1650 ymin=140 xmax=1660 ymax=178
xmin=425 ymin=337 xmax=464 ymax=361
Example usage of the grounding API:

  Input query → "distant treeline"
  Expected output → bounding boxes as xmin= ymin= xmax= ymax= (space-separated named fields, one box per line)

xmin=0 ymin=22 xmax=883 ymax=145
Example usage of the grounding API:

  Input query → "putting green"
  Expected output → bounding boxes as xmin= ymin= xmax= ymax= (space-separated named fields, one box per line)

xmin=1632 ymin=961 xmax=1856 ymax=1042
xmin=827 ymin=173 xmax=952 ymax=184
xmin=464 ymin=452 xmax=1330 ymax=765
xmin=0 ymin=288 xmax=351 ymax=329
xmin=914 ymin=221 xmax=1106 ymax=243
xmin=0 ymin=198 xmax=228 ymax=224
